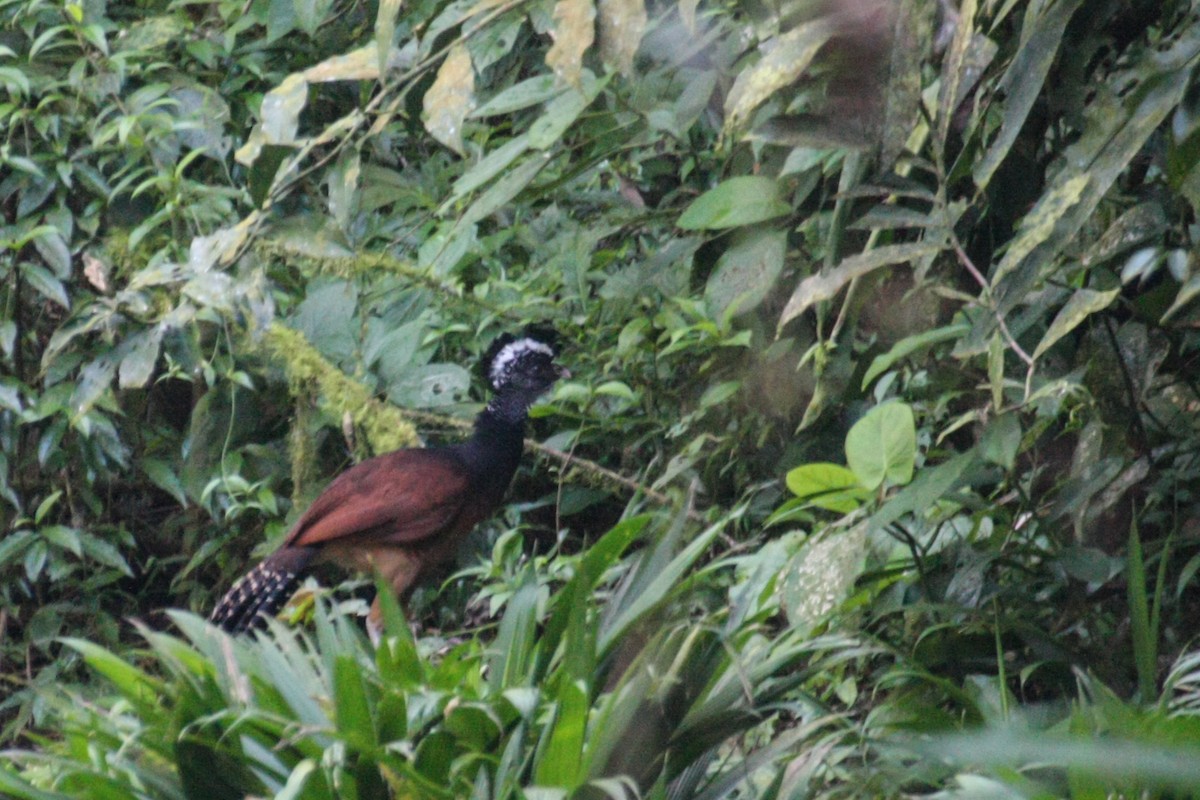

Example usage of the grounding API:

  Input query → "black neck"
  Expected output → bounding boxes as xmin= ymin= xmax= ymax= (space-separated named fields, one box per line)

xmin=454 ymin=387 xmax=534 ymax=485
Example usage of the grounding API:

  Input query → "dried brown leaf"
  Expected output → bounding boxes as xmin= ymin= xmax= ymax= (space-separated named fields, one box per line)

xmin=546 ymin=0 xmax=596 ymax=88
xmin=423 ymin=44 xmax=475 ymax=155
xmin=598 ymin=0 xmax=646 ymax=76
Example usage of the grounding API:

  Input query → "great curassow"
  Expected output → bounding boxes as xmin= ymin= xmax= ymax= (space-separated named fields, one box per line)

xmin=209 ymin=329 xmax=567 ymax=637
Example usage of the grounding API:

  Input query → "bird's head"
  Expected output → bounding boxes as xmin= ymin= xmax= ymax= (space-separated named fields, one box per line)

xmin=482 ymin=327 xmax=569 ymax=398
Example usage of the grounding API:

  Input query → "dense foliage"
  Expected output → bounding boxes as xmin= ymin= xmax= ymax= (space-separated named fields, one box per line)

xmin=4 ymin=0 xmax=1200 ymax=796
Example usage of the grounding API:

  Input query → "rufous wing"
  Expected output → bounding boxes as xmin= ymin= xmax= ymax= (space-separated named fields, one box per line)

xmin=284 ymin=449 xmax=472 ymax=548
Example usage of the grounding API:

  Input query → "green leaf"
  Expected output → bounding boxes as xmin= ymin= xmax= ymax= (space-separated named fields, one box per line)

xmin=118 ymin=328 xmax=162 ymax=389
xmin=142 ymin=458 xmax=188 ymax=506
xmin=723 ymin=19 xmax=833 ymax=133
xmin=488 ymin=569 xmax=540 ymax=691
xmin=293 ymin=0 xmax=333 ymax=36
xmin=374 ymin=0 xmax=401 ymax=75
xmin=972 ymin=0 xmax=1083 ymax=190
xmin=979 ymin=412 xmax=1021 ymax=470
xmin=443 ymin=134 xmax=530 ymax=210
xmin=19 ymin=262 xmax=69 ymax=309
xmin=777 ymin=243 xmax=942 ymax=331
xmin=528 ymin=72 xmax=608 ymax=150
xmin=785 ymin=463 xmax=867 ymax=513
xmin=845 ymin=402 xmax=916 ymax=490
xmin=991 ymin=174 xmax=1090 ymax=286
xmin=705 ymin=226 xmax=786 ymax=317
xmin=334 ymin=653 xmax=376 ymax=749
xmin=61 ymin=638 xmax=163 ymax=713
xmin=472 ymin=75 xmax=564 ymax=118
xmin=861 ymin=321 xmax=970 ymax=389
xmin=1032 ymin=287 xmax=1120 ymax=359
xmin=32 ymin=229 xmax=71 ymax=278
xmin=678 ymin=176 xmax=790 ymax=230
xmin=869 ymin=450 xmax=978 ymax=533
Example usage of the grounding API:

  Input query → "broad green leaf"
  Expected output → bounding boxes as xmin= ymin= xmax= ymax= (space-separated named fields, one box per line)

xmin=677 ymin=176 xmax=789 ymax=230
xmin=988 ymin=331 xmax=1005 ymax=409
xmin=723 ymin=19 xmax=832 ymax=134
xmin=460 ymin=153 xmax=551 ymax=225
xmin=881 ymin=0 xmax=935 ymax=169
xmin=845 ymin=402 xmax=916 ymax=490
xmin=535 ymin=679 xmax=588 ymax=787
xmin=778 ymin=243 xmax=942 ymax=331
xmin=423 ymin=44 xmax=475 ymax=155
xmin=598 ymin=520 xmax=721 ymax=654
xmin=1032 ymin=287 xmax=1119 ymax=359
xmin=861 ymin=321 xmax=970 ymax=389
xmin=546 ymin=0 xmax=595 ymax=88
xmin=705 ymin=226 xmax=786 ymax=318
xmin=386 ymin=363 xmax=470 ymax=408
xmin=597 ymin=0 xmax=646 ymax=76
xmin=40 ymin=525 xmax=82 ymax=557
xmin=488 ymin=569 xmax=540 ymax=691
xmin=785 ymin=463 xmax=867 ymax=513
xmin=935 ymin=0 xmax=977 ymax=147
xmin=1081 ymin=202 xmax=1167 ymax=267
xmin=1162 ymin=272 xmax=1200 ymax=322
xmin=327 ymin=147 xmax=361 ymax=233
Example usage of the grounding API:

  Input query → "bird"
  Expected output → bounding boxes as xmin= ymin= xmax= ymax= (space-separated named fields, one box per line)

xmin=209 ymin=328 xmax=567 ymax=638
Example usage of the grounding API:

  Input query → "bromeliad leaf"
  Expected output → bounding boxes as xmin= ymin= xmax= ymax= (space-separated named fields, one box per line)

xmin=546 ymin=0 xmax=596 ymax=89
xmin=423 ymin=44 xmax=475 ymax=155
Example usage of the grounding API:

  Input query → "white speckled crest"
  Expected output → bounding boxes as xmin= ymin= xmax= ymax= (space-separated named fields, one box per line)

xmin=488 ymin=337 xmax=555 ymax=387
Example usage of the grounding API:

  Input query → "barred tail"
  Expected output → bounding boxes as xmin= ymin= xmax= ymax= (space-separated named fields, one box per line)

xmin=210 ymin=547 xmax=317 ymax=634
